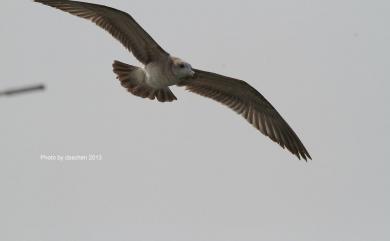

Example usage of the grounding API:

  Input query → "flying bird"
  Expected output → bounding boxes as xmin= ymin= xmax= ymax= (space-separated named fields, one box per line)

xmin=34 ymin=0 xmax=311 ymax=160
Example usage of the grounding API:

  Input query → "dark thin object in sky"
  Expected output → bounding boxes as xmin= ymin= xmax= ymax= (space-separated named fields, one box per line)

xmin=0 ymin=84 xmax=45 ymax=97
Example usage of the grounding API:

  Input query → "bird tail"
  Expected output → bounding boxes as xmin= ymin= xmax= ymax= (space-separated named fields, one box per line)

xmin=112 ymin=60 xmax=177 ymax=102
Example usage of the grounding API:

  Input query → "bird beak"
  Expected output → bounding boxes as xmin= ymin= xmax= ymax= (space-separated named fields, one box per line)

xmin=190 ymin=70 xmax=195 ymax=76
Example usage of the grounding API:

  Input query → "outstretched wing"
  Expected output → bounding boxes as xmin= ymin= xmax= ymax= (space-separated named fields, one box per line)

xmin=180 ymin=69 xmax=311 ymax=160
xmin=35 ymin=0 xmax=169 ymax=64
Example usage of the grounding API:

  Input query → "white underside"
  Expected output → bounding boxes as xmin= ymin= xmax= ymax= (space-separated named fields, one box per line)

xmin=144 ymin=63 xmax=177 ymax=89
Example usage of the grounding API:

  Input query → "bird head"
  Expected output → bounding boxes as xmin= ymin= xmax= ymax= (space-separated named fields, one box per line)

xmin=171 ymin=57 xmax=195 ymax=79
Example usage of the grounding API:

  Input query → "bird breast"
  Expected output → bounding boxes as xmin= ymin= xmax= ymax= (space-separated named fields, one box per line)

xmin=145 ymin=62 xmax=178 ymax=89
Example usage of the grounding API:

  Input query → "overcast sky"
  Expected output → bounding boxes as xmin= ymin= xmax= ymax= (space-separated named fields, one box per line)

xmin=1 ymin=0 xmax=389 ymax=241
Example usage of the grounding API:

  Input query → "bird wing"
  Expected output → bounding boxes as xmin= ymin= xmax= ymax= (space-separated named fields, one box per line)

xmin=35 ymin=0 xmax=169 ymax=64
xmin=179 ymin=69 xmax=311 ymax=160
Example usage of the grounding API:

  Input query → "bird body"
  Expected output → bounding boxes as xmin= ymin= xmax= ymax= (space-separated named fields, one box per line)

xmin=144 ymin=57 xmax=191 ymax=89
xmin=34 ymin=0 xmax=311 ymax=160
xmin=145 ymin=61 xmax=173 ymax=89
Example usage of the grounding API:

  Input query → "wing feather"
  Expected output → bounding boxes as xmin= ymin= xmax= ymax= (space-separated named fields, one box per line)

xmin=180 ymin=69 xmax=311 ymax=160
xmin=35 ymin=0 xmax=168 ymax=64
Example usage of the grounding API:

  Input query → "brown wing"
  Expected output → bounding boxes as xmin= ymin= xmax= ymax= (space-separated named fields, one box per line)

xmin=180 ymin=69 xmax=311 ymax=160
xmin=35 ymin=0 xmax=169 ymax=64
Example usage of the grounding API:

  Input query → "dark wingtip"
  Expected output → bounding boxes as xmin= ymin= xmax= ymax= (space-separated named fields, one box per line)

xmin=300 ymin=150 xmax=312 ymax=162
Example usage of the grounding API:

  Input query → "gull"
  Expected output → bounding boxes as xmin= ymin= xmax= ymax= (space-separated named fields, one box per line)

xmin=34 ymin=0 xmax=311 ymax=160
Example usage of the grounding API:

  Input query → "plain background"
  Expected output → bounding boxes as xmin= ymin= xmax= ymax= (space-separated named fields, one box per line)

xmin=1 ymin=0 xmax=389 ymax=240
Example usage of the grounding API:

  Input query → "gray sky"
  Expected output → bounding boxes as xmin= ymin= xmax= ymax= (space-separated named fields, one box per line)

xmin=1 ymin=0 xmax=389 ymax=240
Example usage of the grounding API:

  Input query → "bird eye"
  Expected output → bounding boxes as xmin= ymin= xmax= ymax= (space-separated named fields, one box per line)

xmin=179 ymin=64 xmax=185 ymax=68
